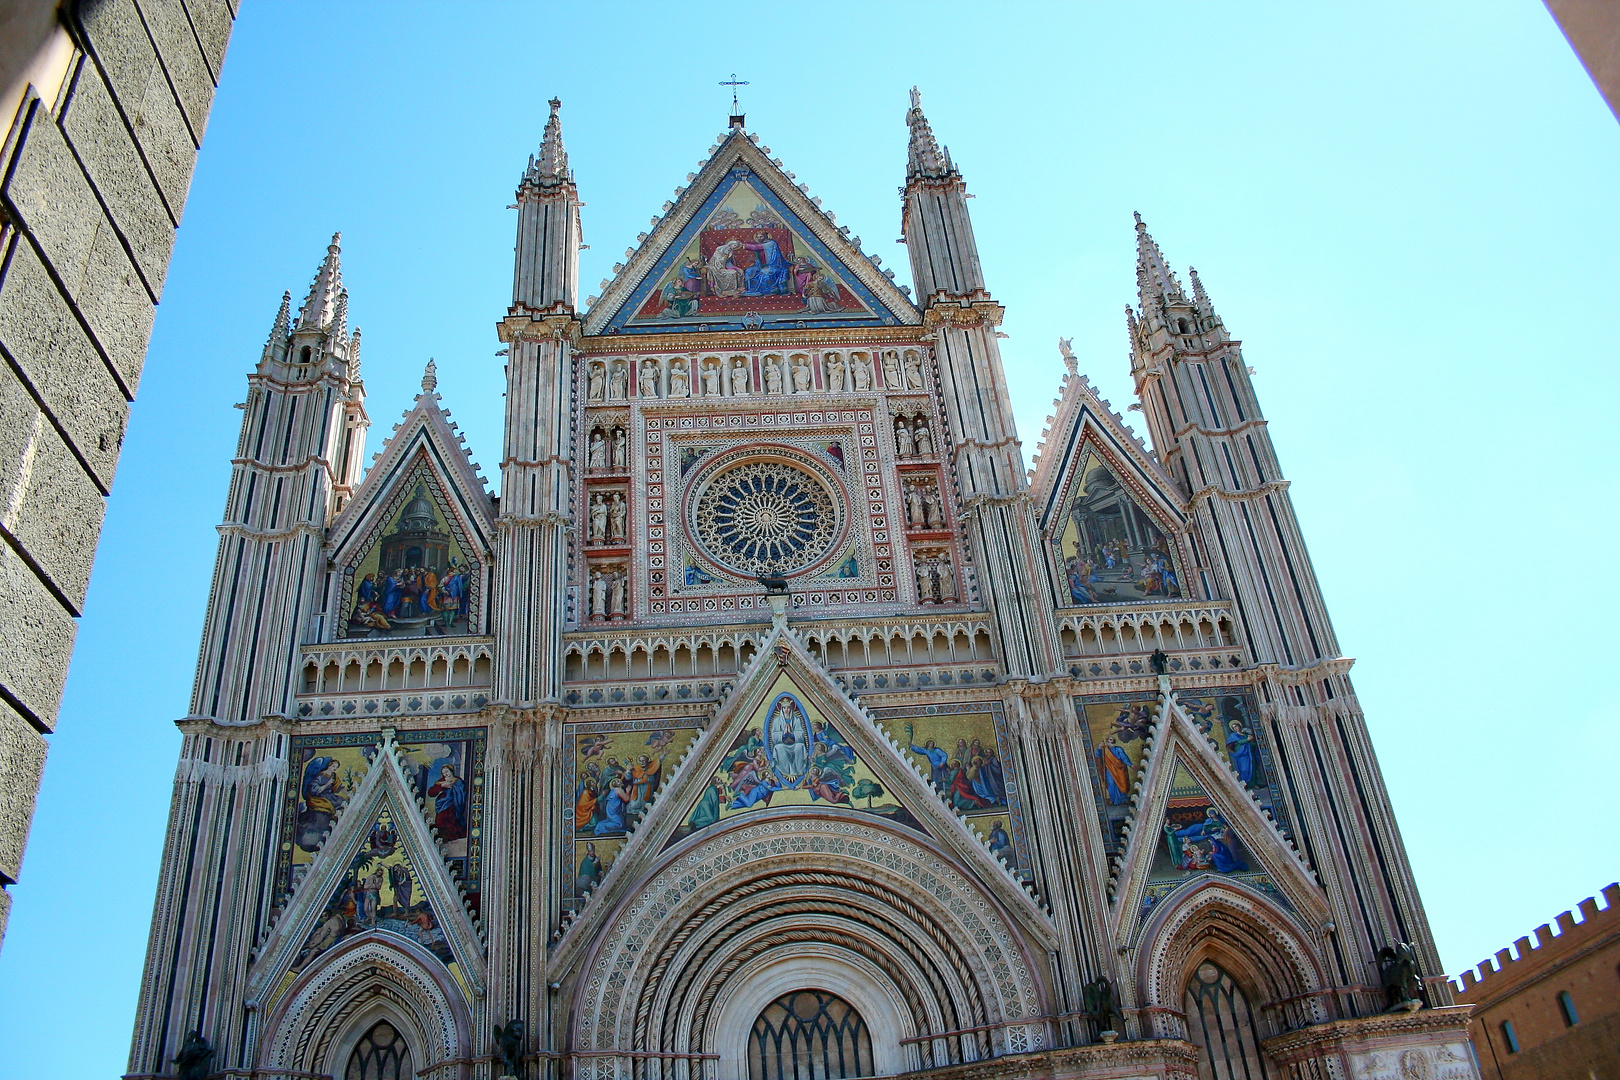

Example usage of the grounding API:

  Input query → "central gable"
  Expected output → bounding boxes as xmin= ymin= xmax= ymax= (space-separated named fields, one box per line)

xmin=587 ymin=134 xmax=917 ymax=336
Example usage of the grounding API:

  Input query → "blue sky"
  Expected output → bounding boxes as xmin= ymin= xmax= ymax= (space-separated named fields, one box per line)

xmin=3 ymin=2 xmax=1618 ymax=1075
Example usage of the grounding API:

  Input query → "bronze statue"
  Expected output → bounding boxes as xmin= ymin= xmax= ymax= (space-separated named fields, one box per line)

xmin=1376 ymin=942 xmax=1423 ymax=1012
xmin=493 ymin=1018 xmax=526 ymax=1079
xmin=174 ymin=1031 xmax=214 ymax=1080
xmin=1081 ymin=975 xmax=1123 ymax=1036
xmin=1149 ymin=648 xmax=1168 ymax=675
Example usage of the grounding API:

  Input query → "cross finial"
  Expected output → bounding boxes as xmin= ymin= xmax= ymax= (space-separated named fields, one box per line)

xmin=720 ymin=73 xmax=749 ymax=127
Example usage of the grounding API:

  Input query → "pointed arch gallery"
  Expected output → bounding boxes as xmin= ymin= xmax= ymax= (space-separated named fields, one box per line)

xmin=568 ymin=811 xmax=1051 ymax=1079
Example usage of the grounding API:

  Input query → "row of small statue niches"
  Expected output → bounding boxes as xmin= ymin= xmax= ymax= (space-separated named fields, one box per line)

xmin=580 ymin=347 xmax=931 ymax=401
xmin=911 ymin=542 xmax=961 ymax=604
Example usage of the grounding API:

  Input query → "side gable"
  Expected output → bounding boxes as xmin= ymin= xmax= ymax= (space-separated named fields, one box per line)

xmin=1105 ymin=681 xmax=1326 ymax=944
xmin=1028 ymin=354 xmax=1195 ymax=608
xmin=583 ymin=130 xmax=919 ymax=335
xmin=325 ymin=378 xmax=495 ymax=640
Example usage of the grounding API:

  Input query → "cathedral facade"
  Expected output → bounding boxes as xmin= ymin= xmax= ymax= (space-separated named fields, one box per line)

xmin=128 ymin=95 xmax=1478 ymax=1080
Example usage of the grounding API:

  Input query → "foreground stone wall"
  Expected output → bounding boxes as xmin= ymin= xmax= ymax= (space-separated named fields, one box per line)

xmin=0 ymin=0 xmax=237 ymax=944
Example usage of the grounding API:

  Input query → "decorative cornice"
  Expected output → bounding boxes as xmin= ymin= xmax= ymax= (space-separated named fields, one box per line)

xmin=576 ymin=324 xmax=929 ymax=352
xmin=1261 ymin=1005 xmax=1473 ymax=1062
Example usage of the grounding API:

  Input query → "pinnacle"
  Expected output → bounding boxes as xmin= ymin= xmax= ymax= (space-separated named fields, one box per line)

xmin=263 ymin=290 xmax=291 ymax=360
xmin=1132 ymin=212 xmax=1184 ymax=308
xmin=528 ymin=96 xmax=571 ymax=184
xmin=296 ymin=233 xmax=345 ymax=331
xmin=905 ymin=87 xmax=950 ymax=181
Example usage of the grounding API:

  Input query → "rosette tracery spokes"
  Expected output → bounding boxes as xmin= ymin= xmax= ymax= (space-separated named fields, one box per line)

xmin=692 ymin=459 xmax=839 ymax=576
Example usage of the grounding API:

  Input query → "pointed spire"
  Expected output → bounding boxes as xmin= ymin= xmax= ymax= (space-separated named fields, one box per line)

xmin=906 ymin=87 xmax=951 ymax=181
xmin=421 ymin=358 xmax=438 ymax=394
xmin=348 ymin=328 xmax=363 ymax=380
xmin=1133 ymin=212 xmax=1184 ymax=309
xmin=296 ymin=233 xmax=344 ymax=330
xmin=526 ymin=97 xmax=570 ymax=185
xmin=262 ymin=290 xmax=291 ymax=362
xmin=329 ymin=288 xmax=349 ymax=346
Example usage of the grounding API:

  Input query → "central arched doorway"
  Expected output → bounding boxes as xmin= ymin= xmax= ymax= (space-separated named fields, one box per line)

xmin=344 ymin=1019 xmax=415 ymax=1080
xmin=1183 ymin=961 xmax=1269 ymax=1080
xmin=747 ymin=990 xmax=873 ymax=1080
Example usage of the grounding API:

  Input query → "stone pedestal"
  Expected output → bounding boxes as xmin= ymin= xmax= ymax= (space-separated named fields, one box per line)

xmin=1263 ymin=1006 xmax=1479 ymax=1079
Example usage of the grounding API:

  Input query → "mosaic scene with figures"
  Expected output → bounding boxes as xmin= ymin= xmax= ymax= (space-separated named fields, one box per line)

xmin=277 ymin=729 xmax=485 ymax=910
xmin=343 ymin=467 xmax=478 ymax=638
xmin=1054 ymin=449 xmax=1183 ymax=605
xmin=131 ymin=91 xmax=1469 ymax=1080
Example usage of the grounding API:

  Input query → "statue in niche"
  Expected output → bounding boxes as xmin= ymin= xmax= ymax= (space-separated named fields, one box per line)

xmin=936 ymin=550 xmax=957 ymax=601
xmin=851 ymin=356 xmax=872 ymax=390
xmin=610 ymin=570 xmax=626 ymax=618
xmin=669 ymin=359 xmax=690 ymax=397
xmin=904 ymin=350 xmax=925 ymax=389
xmin=589 ymin=570 xmax=608 ymax=618
xmin=764 ymin=358 xmax=784 ymax=394
xmin=881 ymin=350 xmax=902 ymax=387
xmin=609 ymin=360 xmax=628 ymax=400
xmin=588 ymin=494 xmax=608 ymax=542
xmin=905 ymin=484 xmax=925 ymax=527
xmin=611 ymin=428 xmax=626 ymax=468
xmin=639 ymin=358 xmax=660 ymax=397
xmin=914 ymin=420 xmax=934 ymax=455
xmin=915 ymin=555 xmax=936 ymax=602
xmin=587 ymin=431 xmax=606 ymax=469
xmin=923 ymin=486 xmax=941 ymax=527
xmin=791 ymin=357 xmax=812 ymax=392
xmin=731 ymin=357 xmax=750 ymax=395
xmin=608 ymin=492 xmax=627 ymax=541
xmin=895 ymin=419 xmax=915 ymax=457
xmin=702 ymin=361 xmax=721 ymax=396
xmin=824 ymin=353 xmax=846 ymax=392
xmin=587 ymin=363 xmax=605 ymax=402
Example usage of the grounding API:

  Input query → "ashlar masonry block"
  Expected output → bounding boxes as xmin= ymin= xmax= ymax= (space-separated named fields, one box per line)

xmin=0 ymin=359 xmax=106 ymax=613
xmin=0 ymin=238 xmax=129 ymax=490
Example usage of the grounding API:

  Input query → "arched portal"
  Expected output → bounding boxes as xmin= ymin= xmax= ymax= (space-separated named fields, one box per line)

xmin=569 ymin=813 xmax=1051 ymax=1080
xmin=255 ymin=934 xmax=470 ymax=1080
xmin=1182 ymin=960 xmax=1268 ymax=1080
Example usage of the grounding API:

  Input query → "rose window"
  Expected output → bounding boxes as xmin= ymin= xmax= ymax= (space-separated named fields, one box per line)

xmin=689 ymin=457 xmax=842 ymax=577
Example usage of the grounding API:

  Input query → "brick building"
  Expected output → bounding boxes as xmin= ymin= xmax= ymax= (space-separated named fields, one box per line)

xmin=1454 ymin=883 xmax=1620 ymax=1079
